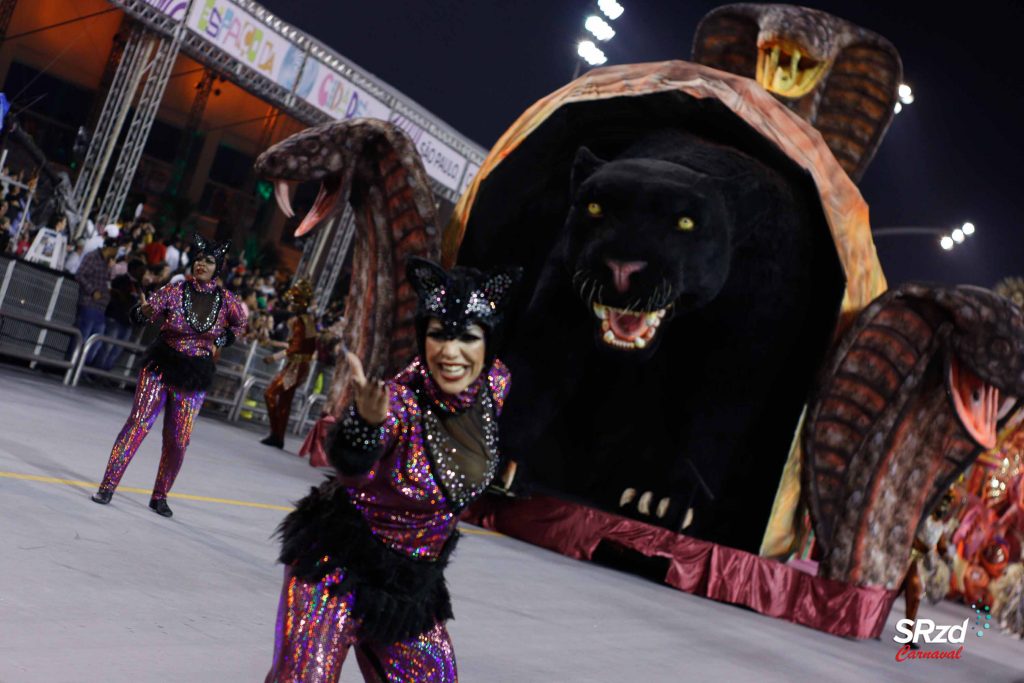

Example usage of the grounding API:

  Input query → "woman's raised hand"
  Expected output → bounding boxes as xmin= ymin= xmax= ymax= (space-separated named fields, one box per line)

xmin=138 ymin=289 xmax=155 ymax=319
xmin=346 ymin=351 xmax=388 ymax=425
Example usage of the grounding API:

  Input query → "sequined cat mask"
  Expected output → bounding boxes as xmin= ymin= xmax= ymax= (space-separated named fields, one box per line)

xmin=406 ymin=257 xmax=521 ymax=345
xmin=191 ymin=233 xmax=231 ymax=273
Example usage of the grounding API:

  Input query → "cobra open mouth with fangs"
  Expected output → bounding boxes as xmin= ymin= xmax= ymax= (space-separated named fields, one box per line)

xmin=592 ymin=302 xmax=667 ymax=351
xmin=756 ymin=40 xmax=829 ymax=100
xmin=948 ymin=355 xmax=1017 ymax=449
xmin=274 ymin=173 xmax=345 ymax=238
xmin=254 ymin=121 xmax=382 ymax=239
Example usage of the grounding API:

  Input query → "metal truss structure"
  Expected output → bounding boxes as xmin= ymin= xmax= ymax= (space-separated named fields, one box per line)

xmin=313 ymin=206 xmax=356 ymax=311
xmin=294 ymin=203 xmax=356 ymax=313
xmin=78 ymin=0 xmax=484 ymax=294
xmin=167 ymin=67 xmax=215 ymax=197
xmin=72 ymin=21 xmax=149 ymax=232
xmin=107 ymin=0 xmax=485 ymax=205
xmin=97 ymin=28 xmax=180 ymax=225
xmin=0 ymin=0 xmax=18 ymax=44
xmin=72 ymin=20 xmax=181 ymax=235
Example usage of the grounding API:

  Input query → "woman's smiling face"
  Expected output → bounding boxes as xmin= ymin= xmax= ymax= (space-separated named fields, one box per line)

xmin=424 ymin=318 xmax=486 ymax=395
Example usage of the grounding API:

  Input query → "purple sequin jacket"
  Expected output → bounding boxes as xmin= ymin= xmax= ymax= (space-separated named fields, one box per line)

xmin=140 ymin=279 xmax=247 ymax=356
xmin=340 ymin=358 xmax=510 ymax=560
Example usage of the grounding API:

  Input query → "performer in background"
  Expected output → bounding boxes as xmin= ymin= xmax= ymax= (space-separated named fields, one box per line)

xmin=90 ymin=234 xmax=247 ymax=518
xmin=265 ymin=257 xmax=519 ymax=682
xmin=261 ymin=278 xmax=317 ymax=449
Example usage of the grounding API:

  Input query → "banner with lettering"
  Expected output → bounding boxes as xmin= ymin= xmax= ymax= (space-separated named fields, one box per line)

xmin=389 ymin=111 xmax=467 ymax=192
xmin=300 ymin=58 xmax=391 ymax=123
xmin=142 ymin=0 xmax=189 ymax=21
xmin=187 ymin=0 xmax=295 ymax=90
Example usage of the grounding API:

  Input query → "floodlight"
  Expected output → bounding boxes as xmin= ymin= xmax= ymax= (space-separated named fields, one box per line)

xmin=585 ymin=15 xmax=615 ymax=41
xmin=598 ymin=0 xmax=624 ymax=20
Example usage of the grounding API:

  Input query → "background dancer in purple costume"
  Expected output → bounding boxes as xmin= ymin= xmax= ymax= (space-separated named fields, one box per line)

xmin=265 ymin=257 xmax=519 ymax=683
xmin=90 ymin=234 xmax=247 ymax=518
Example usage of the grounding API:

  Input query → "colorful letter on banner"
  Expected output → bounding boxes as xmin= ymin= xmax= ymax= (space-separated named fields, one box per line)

xmin=142 ymin=0 xmax=189 ymax=20
xmin=303 ymin=60 xmax=391 ymax=123
xmin=188 ymin=0 xmax=296 ymax=89
xmin=388 ymin=111 xmax=467 ymax=192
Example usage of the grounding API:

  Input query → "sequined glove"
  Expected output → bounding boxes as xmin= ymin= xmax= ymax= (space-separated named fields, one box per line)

xmin=329 ymin=405 xmax=386 ymax=475
xmin=214 ymin=329 xmax=235 ymax=348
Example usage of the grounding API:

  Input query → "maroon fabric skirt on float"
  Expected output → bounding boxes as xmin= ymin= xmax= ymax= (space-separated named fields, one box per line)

xmin=462 ymin=494 xmax=898 ymax=639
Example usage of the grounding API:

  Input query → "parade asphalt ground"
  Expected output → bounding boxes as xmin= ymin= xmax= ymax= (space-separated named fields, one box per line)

xmin=0 ymin=364 xmax=1021 ymax=682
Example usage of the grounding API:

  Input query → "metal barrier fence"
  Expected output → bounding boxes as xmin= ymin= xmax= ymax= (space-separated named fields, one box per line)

xmin=0 ymin=255 xmax=335 ymax=437
xmin=0 ymin=307 xmax=82 ymax=378
xmin=230 ymin=349 xmax=333 ymax=436
xmin=0 ymin=255 xmax=80 ymax=368
xmin=62 ymin=332 xmax=333 ymax=432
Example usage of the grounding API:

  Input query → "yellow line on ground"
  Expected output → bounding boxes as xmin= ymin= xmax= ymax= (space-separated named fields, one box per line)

xmin=0 ymin=471 xmax=292 ymax=510
xmin=0 ymin=470 xmax=503 ymax=536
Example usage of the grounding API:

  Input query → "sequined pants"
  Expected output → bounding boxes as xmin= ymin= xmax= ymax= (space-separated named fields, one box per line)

xmin=265 ymin=567 xmax=457 ymax=683
xmin=264 ymin=361 xmax=309 ymax=440
xmin=98 ymin=364 xmax=205 ymax=500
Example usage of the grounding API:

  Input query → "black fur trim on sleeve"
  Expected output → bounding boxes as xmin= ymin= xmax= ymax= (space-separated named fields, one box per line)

xmin=215 ymin=329 xmax=235 ymax=348
xmin=276 ymin=478 xmax=458 ymax=644
xmin=329 ymin=406 xmax=385 ymax=475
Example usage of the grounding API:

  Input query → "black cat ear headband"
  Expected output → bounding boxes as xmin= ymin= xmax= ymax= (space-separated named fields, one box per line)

xmin=191 ymin=233 xmax=231 ymax=272
xmin=406 ymin=256 xmax=521 ymax=336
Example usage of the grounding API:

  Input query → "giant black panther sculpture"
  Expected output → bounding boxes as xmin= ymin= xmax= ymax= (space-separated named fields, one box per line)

xmin=255 ymin=60 xmax=875 ymax=555
xmin=488 ymin=128 xmax=833 ymax=549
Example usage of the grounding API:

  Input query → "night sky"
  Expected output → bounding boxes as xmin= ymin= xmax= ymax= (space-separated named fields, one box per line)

xmin=259 ymin=0 xmax=1024 ymax=289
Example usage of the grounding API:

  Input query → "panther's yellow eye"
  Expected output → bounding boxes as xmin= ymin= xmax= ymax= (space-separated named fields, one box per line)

xmin=587 ymin=202 xmax=603 ymax=217
xmin=677 ymin=216 xmax=695 ymax=231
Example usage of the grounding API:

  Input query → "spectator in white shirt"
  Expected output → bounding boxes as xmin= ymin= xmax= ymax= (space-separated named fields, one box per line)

xmin=165 ymin=238 xmax=182 ymax=272
xmin=64 ymin=240 xmax=86 ymax=274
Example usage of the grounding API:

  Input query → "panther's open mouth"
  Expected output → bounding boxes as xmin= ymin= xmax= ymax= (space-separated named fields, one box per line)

xmin=592 ymin=302 xmax=667 ymax=350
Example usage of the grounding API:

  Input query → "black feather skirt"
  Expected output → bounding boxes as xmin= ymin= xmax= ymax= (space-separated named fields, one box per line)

xmin=276 ymin=478 xmax=458 ymax=645
xmin=143 ymin=341 xmax=215 ymax=392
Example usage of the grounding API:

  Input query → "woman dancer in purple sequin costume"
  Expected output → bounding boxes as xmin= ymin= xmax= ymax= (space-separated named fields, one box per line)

xmin=266 ymin=257 xmax=520 ymax=683
xmin=91 ymin=234 xmax=247 ymax=517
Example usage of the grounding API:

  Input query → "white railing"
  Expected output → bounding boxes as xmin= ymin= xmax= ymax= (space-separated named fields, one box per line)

xmin=58 ymin=332 xmax=333 ymax=433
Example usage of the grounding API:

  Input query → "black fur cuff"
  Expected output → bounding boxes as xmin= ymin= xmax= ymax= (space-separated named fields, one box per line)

xmin=329 ymin=406 xmax=386 ymax=474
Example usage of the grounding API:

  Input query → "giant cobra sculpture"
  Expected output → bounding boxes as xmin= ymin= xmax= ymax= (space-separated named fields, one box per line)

xmin=804 ymin=284 xmax=1024 ymax=588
